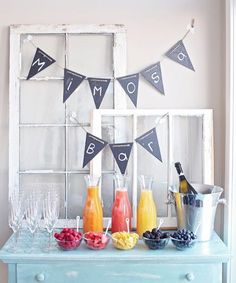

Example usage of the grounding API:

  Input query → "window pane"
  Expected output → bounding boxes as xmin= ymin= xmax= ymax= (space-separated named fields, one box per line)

xmin=172 ymin=116 xmax=203 ymax=185
xmin=20 ymin=80 xmax=65 ymax=124
xmin=20 ymin=127 xmax=65 ymax=171
xmin=66 ymin=81 xmax=114 ymax=124
xmin=67 ymin=34 xmax=113 ymax=77
xmin=67 ymin=173 xmax=87 ymax=219
xmin=101 ymin=116 xmax=134 ymax=214
xmin=20 ymin=173 xmax=65 ymax=218
xmin=66 ymin=126 xmax=90 ymax=171
xmin=101 ymin=173 xmax=114 ymax=217
xmin=21 ymin=34 xmax=65 ymax=78
xmin=137 ymin=115 xmax=168 ymax=217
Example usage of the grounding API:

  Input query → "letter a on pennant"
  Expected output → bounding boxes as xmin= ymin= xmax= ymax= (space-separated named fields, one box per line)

xmin=165 ymin=40 xmax=195 ymax=71
xmin=27 ymin=48 xmax=56 ymax=80
xmin=117 ymin=74 xmax=139 ymax=107
xmin=63 ymin=69 xmax=86 ymax=103
xmin=109 ymin=143 xmax=133 ymax=175
xmin=135 ymin=128 xmax=162 ymax=162
xmin=83 ymin=133 xmax=108 ymax=168
xmin=141 ymin=62 xmax=165 ymax=95
xmin=87 ymin=78 xmax=111 ymax=109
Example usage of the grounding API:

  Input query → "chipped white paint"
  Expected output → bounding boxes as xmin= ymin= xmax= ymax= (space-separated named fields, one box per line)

xmin=9 ymin=24 xmax=127 ymax=227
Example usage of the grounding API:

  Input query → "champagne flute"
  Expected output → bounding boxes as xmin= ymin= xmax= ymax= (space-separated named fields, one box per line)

xmin=8 ymin=193 xmax=24 ymax=252
xmin=43 ymin=190 xmax=60 ymax=251
xmin=25 ymin=192 xmax=42 ymax=251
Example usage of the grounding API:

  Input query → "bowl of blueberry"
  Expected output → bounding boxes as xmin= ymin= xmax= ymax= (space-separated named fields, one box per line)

xmin=142 ymin=228 xmax=170 ymax=250
xmin=170 ymin=229 xmax=197 ymax=250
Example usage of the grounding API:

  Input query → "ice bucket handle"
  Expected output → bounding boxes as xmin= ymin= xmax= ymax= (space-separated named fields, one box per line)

xmin=218 ymin=198 xmax=227 ymax=205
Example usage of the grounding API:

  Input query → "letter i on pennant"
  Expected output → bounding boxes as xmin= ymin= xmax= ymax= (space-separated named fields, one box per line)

xmin=83 ymin=133 xmax=108 ymax=168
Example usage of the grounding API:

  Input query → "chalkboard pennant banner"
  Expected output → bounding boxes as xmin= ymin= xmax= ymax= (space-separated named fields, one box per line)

xmin=83 ymin=133 xmax=108 ymax=168
xmin=88 ymin=78 xmax=111 ymax=109
xmin=135 ymin=128 xmax=162 ymax=162
xmin=27 ymin=48 xmax=56 ymax=80
xmin=117 ymin=74 xmax=139 ymax=107
xmin=165 ymin=40 xmax=195 ymax=71
xmin=141 ymin=62 xmax=165 ymax=95
xmin=63 ymin=69 xmax=86 ymax=103
xmin=109 ymin=143 xmax=133 ymax=175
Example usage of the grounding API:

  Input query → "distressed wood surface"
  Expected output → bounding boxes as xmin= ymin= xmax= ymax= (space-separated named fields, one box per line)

xmin=0 ymin=231 xmax=229 ymax=264
xmin=9 ymin=24 xmax=127 ymax=226
xmin=10 ymin=24 xmax=126 ymax=34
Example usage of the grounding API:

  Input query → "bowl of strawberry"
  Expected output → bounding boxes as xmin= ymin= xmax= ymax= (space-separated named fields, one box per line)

xmin=54 ymin=228 xmax=83 ymax=251
xmin=83 ymin=232 xmax=110 ymax=250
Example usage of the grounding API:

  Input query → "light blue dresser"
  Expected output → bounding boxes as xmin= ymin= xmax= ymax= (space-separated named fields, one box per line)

xmin=0 ymin=231 xmax=229 ymax=283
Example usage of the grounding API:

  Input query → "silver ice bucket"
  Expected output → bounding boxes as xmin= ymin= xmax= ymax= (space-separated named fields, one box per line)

xmin=169 ymin=184 xmax=226 ymax=241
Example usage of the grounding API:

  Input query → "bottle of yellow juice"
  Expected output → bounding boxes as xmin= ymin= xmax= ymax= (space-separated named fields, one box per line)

xmin=137 ymin=175 xmax=157 ymax=236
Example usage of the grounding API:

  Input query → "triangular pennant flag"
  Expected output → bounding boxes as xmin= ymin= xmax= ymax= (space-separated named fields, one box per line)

xmin=109 ymin=143 xmax=133 ymax=175
xmin=135 ymin=128 xmax=162 ymax=162
xmin=27 ymin=48 xmax=56 ymax=80
xmin=88 ymin=78 xmax=111 ymax=109
xmin=83 ymin=133 xmax=108 ymax=168
xmin=117 ymin=74 xmax=139 ymax=107
xmin=141 ymin=62 xmax=165 ymax=95
xmin=63 ymin=69 xmax=86 ymax=103
xmin=165 ymin=40 xmax=195 ymax=71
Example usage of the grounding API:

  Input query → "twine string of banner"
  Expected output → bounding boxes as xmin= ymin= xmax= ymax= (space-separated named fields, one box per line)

xmin=24 ymin=19 xmax=195 ymax=79
xmin=68 ymin=112 xmax=88 ymax=133
xmin=67 ymin=111 xmax=169 ymax=137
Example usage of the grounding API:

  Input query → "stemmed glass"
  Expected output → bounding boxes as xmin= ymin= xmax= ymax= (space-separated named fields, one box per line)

xmin=25 ymin=191 xmax=42 ymax=251
xmin=8 ymin=192 xmax=25 ymax=252
xmin=43 ymin=190 xmax=60 ymax=250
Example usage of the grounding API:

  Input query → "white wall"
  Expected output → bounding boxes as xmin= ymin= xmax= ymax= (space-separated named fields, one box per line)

xmin=0 ymin=0 xmax=225 ymax=282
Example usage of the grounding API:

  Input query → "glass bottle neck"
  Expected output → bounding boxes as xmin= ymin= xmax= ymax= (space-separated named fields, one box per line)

xmin=87 ymin=186 xmax=99 ymax=197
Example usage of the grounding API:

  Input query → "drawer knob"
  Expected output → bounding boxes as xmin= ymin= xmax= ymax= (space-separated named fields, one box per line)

xmin=35 ymin=273 xmax=45 ymax=282
xmin=185 ymin=273 xmax=195 ymax=281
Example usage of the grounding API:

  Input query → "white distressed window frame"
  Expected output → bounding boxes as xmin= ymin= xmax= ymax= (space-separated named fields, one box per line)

xmin=91 ymin=109 xmax=214 ymax=228
xmin=9 ymin=24 xmax=127 ymax=227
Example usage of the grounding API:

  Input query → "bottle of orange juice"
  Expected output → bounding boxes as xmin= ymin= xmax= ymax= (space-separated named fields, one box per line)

xmin=137 ymin=175 xmax=157 ymax=236
xmin=83 ymin=175 xmax=103 ymax=233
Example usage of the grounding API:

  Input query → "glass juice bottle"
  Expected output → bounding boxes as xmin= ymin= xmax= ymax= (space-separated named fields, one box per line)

xmin=137 ymin=175 xmax=157 ymax=236
xmin=111 ymin=175 xmax=132 ymax=233
xmin=83 ymin=175 xmax=103 ymax=233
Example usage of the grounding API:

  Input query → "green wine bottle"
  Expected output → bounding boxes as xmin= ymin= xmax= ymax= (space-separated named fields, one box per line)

xmin=174 ymin=162 xmax=197 ymax=194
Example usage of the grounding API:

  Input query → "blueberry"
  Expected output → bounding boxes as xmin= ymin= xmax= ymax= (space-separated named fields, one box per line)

xmin=143 ymin=232 xmax=151 ymax=239
xmin=152 ymin=228 xmax=158 ymax=234
xmin=150 ymin=234 xmax=156 ymax=239
xmin=161 ymin=232 xmax=170 ymax=239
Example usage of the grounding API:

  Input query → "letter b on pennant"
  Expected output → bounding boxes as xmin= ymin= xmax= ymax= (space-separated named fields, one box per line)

xmin=83 ymin=133 xmax=108 ymax=168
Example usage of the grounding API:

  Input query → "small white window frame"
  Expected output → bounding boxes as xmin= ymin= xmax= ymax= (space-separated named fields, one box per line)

xmin=91 ymin=108 xmax=214 ymax=228
xmin=9 ymin=24 xmax=127 ymax=226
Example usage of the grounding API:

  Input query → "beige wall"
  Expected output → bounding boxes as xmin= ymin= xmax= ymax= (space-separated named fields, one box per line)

xmin=0 ymin=0 xmax=225 ymax=282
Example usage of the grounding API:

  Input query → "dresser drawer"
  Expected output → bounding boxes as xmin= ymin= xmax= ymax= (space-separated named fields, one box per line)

xmin=17 ymin=262 xmax=222 ymax=283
